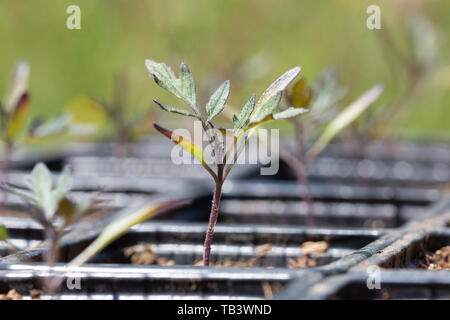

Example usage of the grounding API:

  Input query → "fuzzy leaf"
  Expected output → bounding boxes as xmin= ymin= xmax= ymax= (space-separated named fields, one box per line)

xmin=68 ymin=200 xmax=189 ymax=267
xmin=3 ymin=60 xmax=30 ymax=113
xmin=206 ymin=80 xmax=230 ymax=121
xmin=53 ymin=165 xmax=72 ymax=201
xmin=273 ymin=107 xmax=308 ymax=119
xmin=253 ymin=66 xmax=301 ymax=117
xmin=29 ymin=114 xmax=72 ymax=138
xmin=76 ymin=194 xmax=103 ymax=215
xmin=153 ymin=99 xmax=198 ymax=118
xmin=310 ymin=68 xmax=347 ymax=116
xmin=250 ymin=92 xmax=282 ymax=123
xmin=179 ymin=62 xmax=197 ymax=106
xmin=308 ymin=84 xmax=384 ymax=158
xmin=233 ymin=94 xmax=255 ymax=131
xmin=145 ymin=59 xmax=199 ymax=114
xmin=30 ymin=163 xmax=52 ymax=199
xmin=30 ymin=163 xmax=55 ymax=219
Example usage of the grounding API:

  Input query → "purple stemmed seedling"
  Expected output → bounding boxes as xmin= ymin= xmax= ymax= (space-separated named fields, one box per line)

xmin=145 ymin=59 xmax=309 ymax=266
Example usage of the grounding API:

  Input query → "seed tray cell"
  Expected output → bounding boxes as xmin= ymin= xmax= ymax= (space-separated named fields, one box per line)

xmin=220 ymin=199 xmax=399 ymax=228
xmin=0 ymin=264 xmax=312 ymax=300
xmin=279 ymin=270 xmax=450 ymax=299
xmin=221 ymin=181 xmax=440 ymax=205
xmin=301 ymin=157 xmax=450 ymax=186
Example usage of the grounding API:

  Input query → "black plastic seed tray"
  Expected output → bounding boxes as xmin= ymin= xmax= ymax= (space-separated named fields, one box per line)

xmin=277 ymin=157 xmax=450 ymax=187
xmin=0 ymin=263 xmax=314 ymax=300
xmin=279 ymin=141 xmax=450 ymax=187
xmin=7 ymin=170 xmax=208 ymax=196
xmin=317 ymin=141 xmax=450 ymax=163
xmin=215 ymin=180 xmax=439 ymax=228
xmin=279 ymin=270 xmax=450 ymax=299
xmin=65 ymin=156 xmax=259 ymax=181
xmin=0 ymin=177 xmax=447 ymax=300
xmin=351 ymin=229 xmax=450 ymax=271
xmin=0 ymin=137 xmax=171 ymax=169
xmin=0 ymin=217 xmax=385 ymax=269
xmin=220 ymin=180 xmax=440 ymax=205
xmin=276 ymin=199 xmax=450 ymax=299
xmin=221 ymin=199 xmax=398 ymax=228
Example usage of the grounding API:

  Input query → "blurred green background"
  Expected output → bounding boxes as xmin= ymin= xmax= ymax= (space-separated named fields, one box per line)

xmin=0 ymin=0 xmax=449 ymax=140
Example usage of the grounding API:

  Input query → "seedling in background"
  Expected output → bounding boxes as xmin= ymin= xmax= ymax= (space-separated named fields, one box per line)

xmin=3 ymin=162 xmax=101 ymax=296
xmin=68 ymin=74 xmax=156 ymax=157
xmin=351 ymin=15 xmax=440 ymax=144
xmin=0 ymin=61 xmax=89 ymax=189
xmin=3 ymin=162 xmax=187 ymax=297
xmin=281 ymin=69 xmax=383 ymax=225
xmin=146 ymin=59 xmax=307 ymax=266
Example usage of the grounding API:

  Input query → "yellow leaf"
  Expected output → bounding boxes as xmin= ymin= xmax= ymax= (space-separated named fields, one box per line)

xmin=288 ymin=78 xmax=313 ymax=109
xmin=7 ymin=92 xmax=30 ymax=141
xmin=58 ymin=197 xmax=77 ymax=220
xmin=65 ymin=95 xmax=107 ymax=127
xmin=153 ymin=123 xmax=217 ymax=179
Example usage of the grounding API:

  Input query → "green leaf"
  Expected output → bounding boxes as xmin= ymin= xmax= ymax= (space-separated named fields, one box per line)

xmin=76 ymin=194 xmax=103 ymax=215
xmin=250 ymin=91 xmax=282 ymax=123
xmin=153 ymin=99 xmax=198 ymax=118
xmin=30 ymin=163 xmax=56 ymax=219
xmin=29 ymin=114 xmax=72 ymax=138
xmin=64 ymin=95 xmax=107 ymax=127
xmin=30 ymin=163 xmax=52 ymax=199
xmin=53 ymin=165 xmax=72 ymax=202
xmin=252 ymin=66 xmax=301 ymax=118
xmin=273 ymin=107 xmax=308 ymax=119
xmin=68 ymin=200 xmax=189 ymax=267
xmin=180 ymin=62 xmax=197 ymax=106
xmin=0 ymin=225 xmax=8 ymax=241
xmin=233 ymin=94 xmax=255 ymax=131
xmin=310 ymin=68 xmax=347 ymax=116
xmin=308 ymin=84 xmax=384 ymax=158
xmin=206 ymin=80 xmax=230 ymax=121
xmin=145 ymin=59 xmax=200 ymax=115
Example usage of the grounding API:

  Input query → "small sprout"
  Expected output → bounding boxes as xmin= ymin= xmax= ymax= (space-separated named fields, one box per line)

xmin=3 ymin=162 xmax=101 ymax=296
xmin=359 ymin=15 xmax=440 ymax=141
xmin=280 ymin=69 xmax=383 ymax=225
xmin=67 ymin=74 xmax=156 ymax=157
xmin=0 ymin=61 xmax=86 ymax=190
xmin=146 ymin=59 xmax=306 ymax=266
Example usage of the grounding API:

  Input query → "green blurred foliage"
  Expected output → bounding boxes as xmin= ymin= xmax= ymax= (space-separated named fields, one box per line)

xmin=0 ymin=0 xmax=449 ymax=140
